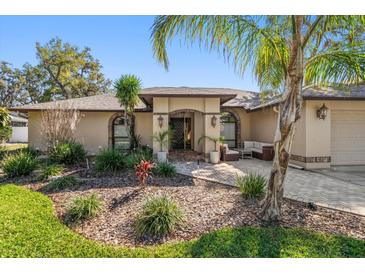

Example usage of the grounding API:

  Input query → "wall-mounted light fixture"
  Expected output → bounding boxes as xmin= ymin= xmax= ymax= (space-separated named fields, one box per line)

xmin=158 ymin=115 xmax=164 ymax=128
xmin=211 ymin=115 xmax=218 ymax=128
xmin=316 ymin=104 xmax=328 ymax=120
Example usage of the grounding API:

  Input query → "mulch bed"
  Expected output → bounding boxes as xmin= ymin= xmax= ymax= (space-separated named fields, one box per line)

xmin=19 ymin=169 xmax=365 ymax=247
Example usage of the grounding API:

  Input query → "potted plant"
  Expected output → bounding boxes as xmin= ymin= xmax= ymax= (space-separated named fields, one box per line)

xmin=198 ymin=135 xmax=225 ymax=164
xmin=153 ymin=129 xmax=172 ymax=162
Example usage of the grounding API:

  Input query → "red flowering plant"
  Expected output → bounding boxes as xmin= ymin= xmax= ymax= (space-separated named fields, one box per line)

xmin=135 ymin=160 xmax=155 ymax=187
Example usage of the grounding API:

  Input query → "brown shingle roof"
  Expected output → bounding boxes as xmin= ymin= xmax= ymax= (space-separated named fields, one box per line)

xmin=139 ymin=87 xmax=241 ymax=105
xmin=11 ymin=94 xmax=147 ymax=112
xmin=11 ymin=85 xmax=365 ymax=113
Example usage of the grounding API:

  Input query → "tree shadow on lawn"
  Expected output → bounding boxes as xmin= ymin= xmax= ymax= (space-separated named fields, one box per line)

xmin=189 ymin=226 xmax=362 ymax=258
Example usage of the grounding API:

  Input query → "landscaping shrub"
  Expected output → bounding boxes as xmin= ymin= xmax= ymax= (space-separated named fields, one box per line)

xmin=236 ymin=173 xmax=266 ymax=198
xmin=1 ymin=151 xmax=38 ymax=178
xmin=40 ymin=165 xmax=64 ymax=181
xmin=65 ymin=194 xmax=102 ymax=224
xmin=125 ymin=149 xmax=153 ymax=169
xmin=134 ymin=195 xmax=183 ymax=238
xmin=44 ymin=176 xmax=79 ymax=192
xmin=49 ymin=142 xmax=86 ymax=165
xmin=153 ymin=162 xmax=176 ymax=178
xmin=95 ymin=149 xmax=125 ymax=172
xmin=20 ymin=147 xmax=40 ymax=158
xmin=135 ymin=160 xmax=154 ymax=187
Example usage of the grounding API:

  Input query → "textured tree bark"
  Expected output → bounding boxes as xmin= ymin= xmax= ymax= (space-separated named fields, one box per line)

xmin=260 ymin=16 xmax=304 ymax=222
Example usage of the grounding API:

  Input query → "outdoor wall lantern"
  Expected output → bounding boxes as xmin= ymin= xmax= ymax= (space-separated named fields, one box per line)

xmin=158 ymin=115 xmax=164 ymax=128
xmin=316 ymin=104 xmax=328 ymax=120
xmin=211 ymin=115 xmax=218 ymax=128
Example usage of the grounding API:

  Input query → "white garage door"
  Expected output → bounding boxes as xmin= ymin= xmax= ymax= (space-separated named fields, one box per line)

xmin=331 ymin=110 xmax=365 ymax=165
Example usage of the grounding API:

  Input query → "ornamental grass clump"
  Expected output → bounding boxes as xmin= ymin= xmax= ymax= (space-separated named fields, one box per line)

xmin=43 ymin=175 xmax=79 ymax=192
xmin=135 ymin=160 xmax=154 ymax=187
xmin=236 ymin=173 xmax=267 ymax=199
xmin=65 ymin=194 xmax=102 ymax=224
xmin=40 ymin=164 xmax=64 ymax=181
xmin=153 ymin=162 xmax=176 ymax=178
xmin=49 ymin=141 xmax=86 ymax=165
xmin=134 ymin=195 xmax=183 ymax=238
xmin=95 ymin=149 xmax=125 ymax=172
xmin=1 ymin=151 xmax=38 ymax=178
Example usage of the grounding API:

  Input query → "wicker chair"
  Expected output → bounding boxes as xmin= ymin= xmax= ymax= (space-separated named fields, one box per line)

xmin=221 ymin=144 xmax=240 ymax=161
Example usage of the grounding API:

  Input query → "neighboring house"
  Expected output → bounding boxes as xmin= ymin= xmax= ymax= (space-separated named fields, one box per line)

xmin=8 ymin=113 xmax=28 ymax=143
xmin=11 ymin=85 xmax=365 ymax=169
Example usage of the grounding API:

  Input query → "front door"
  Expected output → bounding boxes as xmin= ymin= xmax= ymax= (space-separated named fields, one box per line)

xmin=170 ymin=117 xmax=192 ymax=150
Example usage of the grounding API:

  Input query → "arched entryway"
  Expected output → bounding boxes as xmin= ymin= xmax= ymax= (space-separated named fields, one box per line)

xmin=108 ymin=113 xmax=130 ymax=150
xmin=220 ymin=111 xmax=240 ymax=148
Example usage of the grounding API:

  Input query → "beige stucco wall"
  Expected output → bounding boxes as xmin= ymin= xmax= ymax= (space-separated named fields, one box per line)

xmin=134 ymin=112 xmax=153 ymax=147
xmin=152 ymin=97 xmax=220 ymax=161
xmin=249 ymin=107 xmax=277 ymax=143
xmin=28 ymin=111 xmax=115 ymax=154
xmin=28 ymin=111 xmax=47 ymax=151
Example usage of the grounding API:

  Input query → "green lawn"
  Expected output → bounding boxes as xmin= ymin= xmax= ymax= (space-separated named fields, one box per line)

xmin=0 ymin=183 xmax=364 ymax=258
xmin=1 ymin=143 xmax=28 ymax=152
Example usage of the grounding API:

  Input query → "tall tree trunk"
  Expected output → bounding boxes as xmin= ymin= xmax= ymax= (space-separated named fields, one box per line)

xmin=260 ymin=16 xmax=304 ymax=222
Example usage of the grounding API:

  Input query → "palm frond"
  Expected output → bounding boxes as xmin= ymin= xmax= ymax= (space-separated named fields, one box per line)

xmin=151 ymin=15 xmax=288 ymax=88
xmin=305 ymin=47 xmax=365 ymax=85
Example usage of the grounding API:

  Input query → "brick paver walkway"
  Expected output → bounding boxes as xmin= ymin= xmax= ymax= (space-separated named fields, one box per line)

xmin=174 ymin=159 xmax=365 ymax=216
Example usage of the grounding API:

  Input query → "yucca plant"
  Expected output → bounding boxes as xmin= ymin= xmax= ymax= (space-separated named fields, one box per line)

xmin=236 ymin=173 xmax=267 ymax=199
xmin=134 ymin=195 xmax=183 ymax=238
xmin=65 ymin=194 xmax=102 ymax=224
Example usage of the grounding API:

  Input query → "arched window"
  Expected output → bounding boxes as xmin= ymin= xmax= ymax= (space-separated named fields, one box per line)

xmin=112 ymin=116 xmax=129 ymax=150
xmin=220 ymin=112 xmax=237 ymax=148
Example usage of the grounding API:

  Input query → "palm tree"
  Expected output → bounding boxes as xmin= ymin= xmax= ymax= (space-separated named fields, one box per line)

xmin=114 ymin=74 xmax=142 ymax=149
xmin=151 ymin=16 xmax=365 ymax=222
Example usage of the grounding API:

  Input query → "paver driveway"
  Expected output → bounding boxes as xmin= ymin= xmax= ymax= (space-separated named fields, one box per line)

xmin=174 ymin=159 xmax=365 ymax=216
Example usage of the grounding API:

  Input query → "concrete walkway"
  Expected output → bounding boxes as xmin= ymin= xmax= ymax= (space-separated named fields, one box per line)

xmin=174 ymin=159 xmax=365 ymax=216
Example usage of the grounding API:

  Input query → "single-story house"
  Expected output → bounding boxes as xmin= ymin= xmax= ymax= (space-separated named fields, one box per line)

xmin=8 ymin=113 xmax=28 ymax=143
xmin=11 ymin=85 xmax=365 ymax=169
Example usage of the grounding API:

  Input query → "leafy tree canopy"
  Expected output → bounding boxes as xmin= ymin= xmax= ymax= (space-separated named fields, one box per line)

xmin=0 ymin=38 xmax=112 ymax=107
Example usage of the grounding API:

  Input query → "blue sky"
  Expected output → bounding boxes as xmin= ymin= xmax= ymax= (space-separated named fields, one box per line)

xmin=0 ymin=16 xmax=260 ymax=92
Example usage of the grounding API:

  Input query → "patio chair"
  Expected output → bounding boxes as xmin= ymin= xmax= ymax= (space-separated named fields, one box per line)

xmin=221 ymin=144 xmax=240 ymax=161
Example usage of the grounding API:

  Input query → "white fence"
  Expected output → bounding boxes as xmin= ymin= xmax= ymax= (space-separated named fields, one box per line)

xmin=9 ymin=127 xmax=28 ymax=143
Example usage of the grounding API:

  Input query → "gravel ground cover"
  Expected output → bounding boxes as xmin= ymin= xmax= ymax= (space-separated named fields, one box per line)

xmin=20 ymin=169 xmax=364 ymax=247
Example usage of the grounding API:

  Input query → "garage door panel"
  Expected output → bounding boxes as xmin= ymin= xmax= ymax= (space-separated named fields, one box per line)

xmin=331 ymin=110 xmax=365 ymax=165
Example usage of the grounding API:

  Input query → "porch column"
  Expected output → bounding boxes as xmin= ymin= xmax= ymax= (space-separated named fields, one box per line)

xmin=152 ymin=97 xmax=169 ymax=154
xmin=203 ymin=98 xmax=221 ymax=162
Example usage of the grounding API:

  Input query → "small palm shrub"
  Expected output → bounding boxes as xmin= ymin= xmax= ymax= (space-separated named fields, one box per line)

xmin=153 ymin=162 xmax=176 ymax=178
xmin=236 ymin=173 xmax=267 ymax=198
xmin=95 ymin=149 xmax=125 ymax=172
xmin=44 ymin=176 xmax=79 ymax=191
xmin=1 ymin=151 xmax=38 ymax=178
xmin=65 ymin=194 xmax=102 ymax=224
xmin=134 ymin=195 xmax=183 ymax=238
xmin=49 ymin=142 xmax=86 ymax=165
xmin=40 ymin=164 xmax=64 ymax=180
